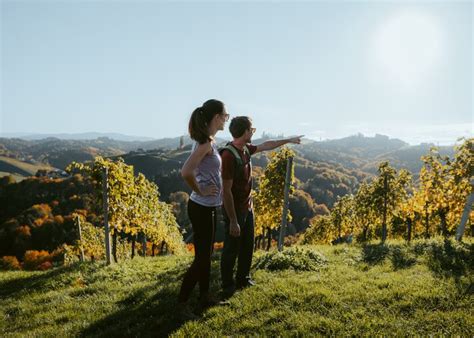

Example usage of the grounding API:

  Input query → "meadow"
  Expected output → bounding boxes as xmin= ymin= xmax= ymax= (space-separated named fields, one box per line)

xmin=1 ymin=238 xmax=472 ymax=337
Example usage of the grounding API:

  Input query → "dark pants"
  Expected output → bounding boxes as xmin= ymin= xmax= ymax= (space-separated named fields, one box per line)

xmin=220 ymin=208 xmax=255 ymax=289
xmin=178 ymin=199 xmax=216 ymax=302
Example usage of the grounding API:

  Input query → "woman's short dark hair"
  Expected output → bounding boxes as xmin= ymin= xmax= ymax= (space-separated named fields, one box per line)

xmin=188 ymin=99 xmax=224 ymax=144
xmin=229 ymin=116 xmax=252 ymax=138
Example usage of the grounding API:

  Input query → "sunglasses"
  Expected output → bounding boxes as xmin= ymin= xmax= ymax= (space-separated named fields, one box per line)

xmin=221 ymin=113 xmax=230 ymax=122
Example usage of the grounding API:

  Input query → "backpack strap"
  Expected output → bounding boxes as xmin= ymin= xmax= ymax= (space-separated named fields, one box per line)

xmin=219 ymin=143 xmax=250 ymax=180
xmin=223 ymin=144 xmax=244 ymax=167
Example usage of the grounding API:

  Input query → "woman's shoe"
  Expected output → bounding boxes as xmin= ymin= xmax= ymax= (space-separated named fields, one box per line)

xmin=177 ymin=302 xmax=198 ymax=320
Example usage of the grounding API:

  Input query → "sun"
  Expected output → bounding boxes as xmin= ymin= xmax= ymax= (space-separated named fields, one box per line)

xmin=372 ymin=10 xmax=444 ymax=90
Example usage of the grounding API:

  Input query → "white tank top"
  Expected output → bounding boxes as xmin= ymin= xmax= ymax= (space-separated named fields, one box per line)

xmin=189 ymin=142 xmax=223 ymax=207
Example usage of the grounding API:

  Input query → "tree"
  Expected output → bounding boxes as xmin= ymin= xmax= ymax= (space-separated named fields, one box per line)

xmin=419 ymin=148 xmax=452 ymax=236
xmin=331 ymin=194 xmax=354 ymax=240
xmin=372 ymin=162 xmax=411 ymax=243
xmin=353 ymin=182 xmax=377 ymax=242
xmin=254 ymin=148 xmax=295 ymax=250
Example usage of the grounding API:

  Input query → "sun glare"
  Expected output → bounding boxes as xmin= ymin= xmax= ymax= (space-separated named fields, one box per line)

xmin=372 ymin=10 xmax=444 ymax=90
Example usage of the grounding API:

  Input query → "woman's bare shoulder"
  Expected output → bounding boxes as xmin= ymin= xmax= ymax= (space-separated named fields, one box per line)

xmin=194 ymin=141 xmax=212 ymax=154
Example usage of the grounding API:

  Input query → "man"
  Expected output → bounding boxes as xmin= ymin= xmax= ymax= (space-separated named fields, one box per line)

xmin=220 ymin=116 xmax=302 ymax=295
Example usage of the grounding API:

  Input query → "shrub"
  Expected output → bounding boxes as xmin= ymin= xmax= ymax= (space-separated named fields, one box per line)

xmin=254 ymin=247 xmax=328 ymax=272
xmin=361 ymin=244 xmax=390 ymax=265
xmin=23 ymin=250 xmax=51 ymax=270
xmin=303 ymin=216 xmax=335 ymax=244
xmin=29 ymin=204 xmax=52 ymax=220
xmin=284 ymin=234 xmax=303 ymax=246
xmin=0 ymin=256 xmax=22 ymax=270
xmin=37 ymin=261 xmax=53 ymax=271
xmin=15 ymin=225 xmax=31 ymax=237
xmin=423 ymin=238 xmax=474 ymax=277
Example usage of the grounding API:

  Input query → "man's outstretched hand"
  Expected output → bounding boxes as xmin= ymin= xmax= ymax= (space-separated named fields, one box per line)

xmin=289 ymin=135 xmax=304 ymax=144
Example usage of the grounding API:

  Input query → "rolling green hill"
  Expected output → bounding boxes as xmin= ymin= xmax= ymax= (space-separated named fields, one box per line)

xmin=0 ymin=134 xmax=458 ymax=174
xmin=0 ymin=137 xmax=126 ymax=170
xmin=295 ymin=135 xmax=455 ymax=174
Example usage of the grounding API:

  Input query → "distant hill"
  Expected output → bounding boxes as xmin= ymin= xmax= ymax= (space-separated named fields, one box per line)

xmin=1 ymin=132 xmax=155 ymax=142
xmin=0 ymin=133 xmax=460 ymax=199
xmin=296 ymin=134 xmax=455 ymax=174
xmin=364 ymin=143 xmax=455 ymax=175
xmin=110 ymin=149 xmax=191 ymax=200
xmin=0 ymin=135 xmax=230 ymax=171
xmin=110 ymin=146 xmax=371 ymax=208
xmin=325 ymin=133 xmax=409 ymax=156
xmin=138 ymin=135 xmax=229 ymax=151
xmin=0 ymin=137 xmax=131 ymax=169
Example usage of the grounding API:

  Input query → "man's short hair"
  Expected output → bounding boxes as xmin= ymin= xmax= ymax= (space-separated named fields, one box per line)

xmin=229 ymin=116 xmax=252 ymax=138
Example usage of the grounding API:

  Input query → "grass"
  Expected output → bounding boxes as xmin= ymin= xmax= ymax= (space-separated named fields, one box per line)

xmin=1 ymin=238 xmax=473 ymax=337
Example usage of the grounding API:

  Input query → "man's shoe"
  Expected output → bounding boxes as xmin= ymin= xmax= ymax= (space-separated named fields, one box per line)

xmin=221 ymin=284 xmax=236 ymax=299
xmin=236 ymin=278 xmax=256 ymax=290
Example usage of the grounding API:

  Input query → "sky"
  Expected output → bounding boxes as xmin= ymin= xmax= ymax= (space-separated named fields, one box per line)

xmin=1 ymin=0 xmax=472 ymax=145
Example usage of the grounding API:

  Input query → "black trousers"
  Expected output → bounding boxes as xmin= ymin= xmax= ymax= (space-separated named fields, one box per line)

xmin=178 ymin=199 xmax=216 ymax=302
xmin=220 ymin=208 xmax=255 ymax=289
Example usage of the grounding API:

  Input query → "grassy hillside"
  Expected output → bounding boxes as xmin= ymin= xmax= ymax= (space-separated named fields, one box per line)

xmin=1 ymin=239 xmax=472 ymax=337
xmin=0 ymin=138 xmax=126 ymax=170
xmin=0 ymin=156 xmax=54 ymax=178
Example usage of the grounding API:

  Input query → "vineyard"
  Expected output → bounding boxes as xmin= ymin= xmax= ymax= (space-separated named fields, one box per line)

xmin=303 ymin=138 xmax=473 ymax=244
xmin=0 ymin=138 xmax=472 ymax=335
xmin=0 ymin=138 xmax=473 ymax=267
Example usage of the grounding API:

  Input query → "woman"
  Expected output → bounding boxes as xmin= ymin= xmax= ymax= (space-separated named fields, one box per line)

xmin=179 ymin=99 xmax=229 ymax=314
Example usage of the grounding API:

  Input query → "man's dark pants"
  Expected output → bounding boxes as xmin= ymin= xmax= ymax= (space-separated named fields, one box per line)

xmin=220 ymin=208 xmax=255 ymax=289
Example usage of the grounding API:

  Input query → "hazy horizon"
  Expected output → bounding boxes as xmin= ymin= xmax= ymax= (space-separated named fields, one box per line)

xmin=0 ymin=129 xmax=470 ymax=147
xmin=1 ymin=1 xmax=472 ymax=146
